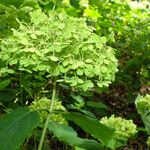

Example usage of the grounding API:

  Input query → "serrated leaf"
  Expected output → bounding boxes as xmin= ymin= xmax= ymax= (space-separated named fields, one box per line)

xmin=0 ymin=108 xmax=39 ymax=150
xmin=48 ymin=121 xmax=103 ymax=150
xmin=63 ymin=112 xmax=115 ymax=145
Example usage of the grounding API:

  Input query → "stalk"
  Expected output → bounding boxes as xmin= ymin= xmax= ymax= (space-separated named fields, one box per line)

xmin=38 ymin=79 xmax=56 ymax=150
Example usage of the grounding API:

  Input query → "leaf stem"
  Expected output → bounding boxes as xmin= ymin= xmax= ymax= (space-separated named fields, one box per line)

xmin=38 ymin=79 xmax=56 ymax=150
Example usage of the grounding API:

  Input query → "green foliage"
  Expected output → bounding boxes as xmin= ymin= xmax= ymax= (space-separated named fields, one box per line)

xmin=0 ymin=0 xmax=148 ymax=149
xmin=0 ymin=9 xmax=118 ymax=91
xmin=0 ymin=79 xmax=10 ymax=91
xmin=0 ymin=108 xmax=39 ymax=150
xmin=0 ymin=3 xmax=37 ymax=38
xmin=86 ymin=101 xmax=108 ymax=109
xmin=0 ymin=0 xmax=25 ymax=8
xmin=63 ymin=112 xmax=115 ymax=145
xmin=0 ymin=0 xmax=38 ymax=8
xmin=135 ymin=94 xmax=150 ymax=134
xmin=48 ymin=121 xmax=104 ymax=150
xmin=29 ymin=97 xmax=67 ymax=125
xmin=100 ymin=115 xmax=137 ymax=149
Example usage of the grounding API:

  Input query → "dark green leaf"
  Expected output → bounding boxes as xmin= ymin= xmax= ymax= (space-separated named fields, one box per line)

xmin=71 ymin=94 xmax=84 ymax=103
xmin=0 ymin=90 xmax=16 ymax=103
xmin=63 ymin=112 xmax=115 ymax=145
xmin=86 ymin=101 xmax=108 ymax=110
xmin=0 ymin=79 xmax=10 ymax=91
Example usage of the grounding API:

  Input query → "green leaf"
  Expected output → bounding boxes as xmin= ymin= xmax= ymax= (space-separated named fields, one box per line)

xmin=0 ymin=68 xmax=15 ymax=74
xmin=0 ymin=79 xmax=10 ymax=91
xmin=0 ymin=108 xmax=39 ymax=150
xmin=75 ymin=147 xmax=85 ymax=150
xmin=86 ymin=101 xmax=108 ymax=110
xmin=48 ymin=121 xmax=103 ymax=150
xmin=63 ymin=112 xmax=115 ymax=145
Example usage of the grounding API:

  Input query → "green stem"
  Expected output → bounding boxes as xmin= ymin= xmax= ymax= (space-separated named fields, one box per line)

xmin=38 ymin=79 xmax=56 ymax=150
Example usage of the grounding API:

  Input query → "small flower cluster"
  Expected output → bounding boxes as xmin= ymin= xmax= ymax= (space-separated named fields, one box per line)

xmin=29 ymin=98 xmax=67 ymax=125
xmin=100 ymin=115 xmax=137 ymax=140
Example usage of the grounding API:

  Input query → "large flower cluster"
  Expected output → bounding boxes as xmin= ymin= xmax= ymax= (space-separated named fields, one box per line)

xmin=0 ymin=9 xmax=118 ymax=91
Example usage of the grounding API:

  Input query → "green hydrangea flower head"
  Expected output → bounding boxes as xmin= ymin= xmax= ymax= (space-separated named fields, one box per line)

xmin=29 ymin=98 xmax=67 ymax=125
xmin=135 ymin=94 xmax=150 ymax=115
xmin=100 ymin=115 xmax=137 ymax=140
xmin=0 ymin=9 xmax=118 ymax=91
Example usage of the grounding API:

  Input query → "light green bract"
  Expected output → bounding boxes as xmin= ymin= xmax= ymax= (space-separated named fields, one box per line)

xmin=0 ymin=9 xmax=118 ymax=91
xmin=29 ymin=98 xmax=67 ymax=125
